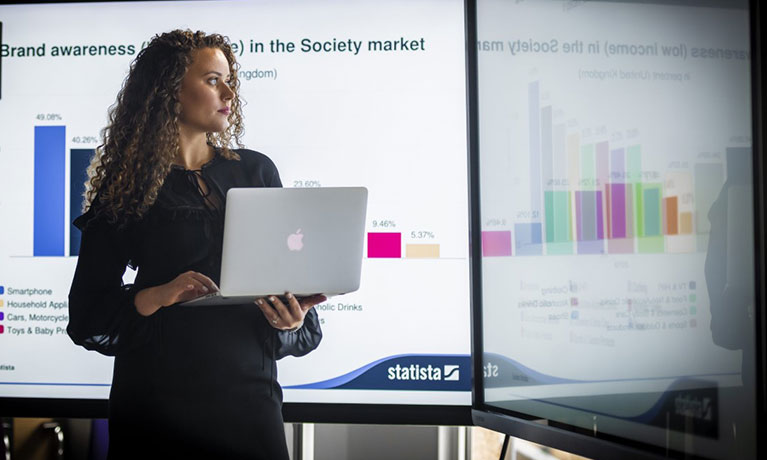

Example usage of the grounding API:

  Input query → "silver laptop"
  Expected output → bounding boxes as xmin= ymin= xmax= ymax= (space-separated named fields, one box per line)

xmin=182 ymin=187 xmax=368 ymax=306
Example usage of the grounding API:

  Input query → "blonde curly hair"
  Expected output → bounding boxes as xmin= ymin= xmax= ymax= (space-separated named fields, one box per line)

xmin=85 ymin=30 xmax=244 ymax=226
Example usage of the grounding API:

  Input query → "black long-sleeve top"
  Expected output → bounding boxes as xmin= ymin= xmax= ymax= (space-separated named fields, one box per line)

xmin=67 ymin=149 xmax=321 ymax=460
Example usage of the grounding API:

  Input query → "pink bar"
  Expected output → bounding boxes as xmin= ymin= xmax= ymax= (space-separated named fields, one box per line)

xmin=368 ymin=232 xmax=401 ymax=258
xmin=482 ymin=231 xmax=512 ymax=257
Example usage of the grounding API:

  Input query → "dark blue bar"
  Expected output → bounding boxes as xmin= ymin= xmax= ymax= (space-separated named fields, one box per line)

xmin=34 ymin=126 xmax=66 ymax=256
xmin=70 ymin=149 xmax=93 ymax=256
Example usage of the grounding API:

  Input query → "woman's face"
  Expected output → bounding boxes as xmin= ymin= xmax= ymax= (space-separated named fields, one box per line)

xmin=177 ymin=47 xmax=234 ymax=135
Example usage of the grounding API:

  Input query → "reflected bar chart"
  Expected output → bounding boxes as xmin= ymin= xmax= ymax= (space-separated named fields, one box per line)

xmin=487 ymin=80 xmax=728 ymax=258
xmin=482 ymin=231 xmax=512 ymax=257
xmin=514 ymin=223 xmax=542 ymax=255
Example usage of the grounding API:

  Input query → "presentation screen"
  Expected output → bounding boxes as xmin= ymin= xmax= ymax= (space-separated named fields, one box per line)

xmin=0 ymin=0 xmax=471 ymax=419
xmin=473 ymin=0 xmax=758 ymax=458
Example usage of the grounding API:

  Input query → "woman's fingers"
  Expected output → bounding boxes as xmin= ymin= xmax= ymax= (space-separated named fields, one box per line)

xmin=159 ymin=271 xmax=219 ymax=306
xmin=298 ymin=294 xmax=327 ymax=311
xmin=185 ymin=276 xmax=208 ymax=295
xmin=171 ymin=272 xmax=215 ymax=303
xmin=255 ymin=294 xmax=306 ymax=329
xmin=254 ymin=298 xmax=279 ymax=324
xmin=284 ymin=292 xmax=303 ymax=317
xmin=268 ymin=295 xmax=293 ymax=320
xmin=255 ymin=297 xmax=288 ymax=325
xmin=186 ymin=271 xmax=219 ymax=292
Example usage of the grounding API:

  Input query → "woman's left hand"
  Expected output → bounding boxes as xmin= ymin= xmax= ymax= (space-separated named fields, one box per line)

xmin=256 ymin=292 xmax=327 ymax=330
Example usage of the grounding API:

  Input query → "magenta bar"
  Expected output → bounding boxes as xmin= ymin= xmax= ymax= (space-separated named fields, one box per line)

xmin=610 ymin=184 xmax=627 ymax=238
xmin=482 ymin=231 xmax=512 ymax=257
xmin=368 ymin=232 xmax=401 ymax=258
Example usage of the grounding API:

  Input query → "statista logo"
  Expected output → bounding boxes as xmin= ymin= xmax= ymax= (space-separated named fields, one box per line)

xmin=443 ymin=365 xmax=460 ymax=381
xmin=387 ymin=364 xmax=461 ymax=381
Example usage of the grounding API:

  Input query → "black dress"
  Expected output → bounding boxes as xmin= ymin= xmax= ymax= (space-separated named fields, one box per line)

xmin=67 ymin=149 xmax=322 ymax=460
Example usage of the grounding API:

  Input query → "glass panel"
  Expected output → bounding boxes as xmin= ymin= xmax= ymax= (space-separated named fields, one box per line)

xmin=477 ymin=1 xmax=756 ymax=458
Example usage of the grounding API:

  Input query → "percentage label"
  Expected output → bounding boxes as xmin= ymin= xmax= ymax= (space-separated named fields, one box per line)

xmin=611 ymin=171 xmax=627 ymax=180
xmin=72 ymin=136 xmax=99 ymax=144
xmin=516 ymin=210 xmax=540 ymax=219
xmin=372 ymin=219 xmax=396 ymax=228
xmin=410 ymin=230 xmax=434 ymax=239
xmin=485 ymin=218 xmax=506 ymax=227
xmin=546 ymin=179 xmax=569 ymax=187
xmin=293 ymin=179 xmax=321 ymax=188
xmin=36 ymin=113 xmax=62 ymax=121
xmin=667 ymin=161 xmax=687 ymax=169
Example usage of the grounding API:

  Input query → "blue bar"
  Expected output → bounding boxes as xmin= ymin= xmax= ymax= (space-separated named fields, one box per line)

xmin=34 ymin=126 xmax=66 ymax=256
xmin=70 ymin=149 xmax=93 ymax=256
xmin=514 ymin=223 xmax=543 ymax=256
xmin=529 ymin=81 xmax=542 ymax=219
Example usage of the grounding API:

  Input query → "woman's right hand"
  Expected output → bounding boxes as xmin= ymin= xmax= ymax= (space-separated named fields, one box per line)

xmin=134 ymin=271 xmax=219 ymax=316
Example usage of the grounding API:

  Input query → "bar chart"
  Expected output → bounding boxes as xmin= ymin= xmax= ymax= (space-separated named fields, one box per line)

xmin=32 ymin=124 xmax=459 ymax=262
xmin=368 ymin=231 xmax=443 ymax=259
xmin=482 ymin=80 xmax=726 ymax=258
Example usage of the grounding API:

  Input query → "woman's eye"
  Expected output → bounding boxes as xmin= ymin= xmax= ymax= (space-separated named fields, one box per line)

xmin=208 ymin=77 xmax=219 ymax=85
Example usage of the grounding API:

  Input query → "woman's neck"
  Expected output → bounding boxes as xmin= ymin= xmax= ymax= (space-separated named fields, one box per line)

xmin=176 ymin=130 xmax=213 ymax=170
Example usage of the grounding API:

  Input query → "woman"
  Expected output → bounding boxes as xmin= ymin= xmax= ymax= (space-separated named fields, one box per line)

xmin=67 ymin=30 xmax=324 ymax=459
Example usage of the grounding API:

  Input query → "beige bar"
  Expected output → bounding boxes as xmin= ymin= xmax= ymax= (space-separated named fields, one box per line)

xmin=405 ymin=244 xmax=440 ymax=258
xmin=680 ymin=212 xmax=693 ymax=234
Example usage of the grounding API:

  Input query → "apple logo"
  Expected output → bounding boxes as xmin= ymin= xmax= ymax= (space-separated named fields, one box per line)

xmin=287 ymin=229 xmax=304 ymax=251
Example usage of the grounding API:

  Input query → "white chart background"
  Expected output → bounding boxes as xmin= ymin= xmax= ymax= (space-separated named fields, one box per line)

xmin=0 ymin=0 xmax=471 ymax=405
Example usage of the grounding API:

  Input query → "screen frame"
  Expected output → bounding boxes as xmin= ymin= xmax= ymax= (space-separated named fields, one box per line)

xmin=466 ymin=0 xmax=767 ymax=458
xmin=0 ymin=398 xmax=472 ymax=425
xmin=0 ymin=0 xmax=474 ymax=425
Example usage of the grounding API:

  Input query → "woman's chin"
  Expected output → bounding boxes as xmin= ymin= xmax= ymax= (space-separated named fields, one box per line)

xmin=206 ymin=127 xmax=228 ymax=135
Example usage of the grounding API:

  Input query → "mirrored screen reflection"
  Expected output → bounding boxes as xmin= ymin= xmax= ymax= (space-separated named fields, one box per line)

xmin=477 ymin=1 xmax=755 ymax=458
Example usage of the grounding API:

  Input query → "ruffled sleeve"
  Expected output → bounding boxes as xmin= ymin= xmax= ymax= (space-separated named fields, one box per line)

xmin=274 ymin=308 xmax=322 ymax=360
xmin=67 ymin=207 xmax=157 ymax=356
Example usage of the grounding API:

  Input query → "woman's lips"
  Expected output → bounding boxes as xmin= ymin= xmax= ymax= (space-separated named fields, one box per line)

xmin=218 ymin=108 xmax=230 ymax=115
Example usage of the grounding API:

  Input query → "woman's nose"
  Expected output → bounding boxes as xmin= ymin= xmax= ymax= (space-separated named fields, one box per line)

xmin=222 ymin=83 xmax=234 ymax=101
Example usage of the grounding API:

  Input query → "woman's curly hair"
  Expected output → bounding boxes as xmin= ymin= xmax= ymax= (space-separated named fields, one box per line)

xmin=85 ymin=30 xmax=243 ymax=226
